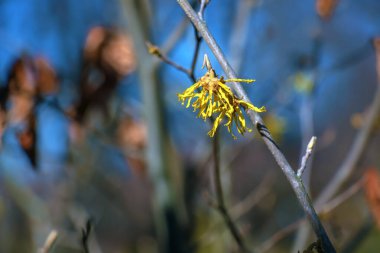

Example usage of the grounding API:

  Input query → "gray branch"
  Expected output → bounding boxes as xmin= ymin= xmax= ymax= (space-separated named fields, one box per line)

xmin=315 ymin=86 xmax=380 ymax=207
xmin=176 ymin=0 xmax=336 ymax=252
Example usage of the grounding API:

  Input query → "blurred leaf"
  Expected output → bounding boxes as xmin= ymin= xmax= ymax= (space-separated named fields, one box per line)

xmin=364 ymin=168 xmax=380 ymax=229
xmin=374 ymin=38 xmax=380 ymax=78
xmin=17 ymin=113 xmax=37 ymax=168
xmin=293 ymin=72 xmax=314 ymax=94
xmin=318 ymin=127 xmax=336 ymax=149
xmin=84 ymin=26 xmax=136 ymax=76
xmin=8 ymin=55 xmax=37 ymax=97
xmin=101 ymin=32 xmax=136 ymax=76
xmin=316 ymin=0 xmax=339 ymax=20
xmin=35 ymin=57 xmax=59 ymax=95
xmin=117 ymin=115 xmax=147 ymax=176
xmin=350 ymin=110 xmax=380 ymax=130
xmin=75 ymin=27 xmax=136 ymax=123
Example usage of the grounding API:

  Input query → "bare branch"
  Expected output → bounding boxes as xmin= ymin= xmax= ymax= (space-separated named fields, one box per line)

xmin=318 ymin=178 xmax=363 ymax=215
xmin=176 ymin=1 xmax=336 ymax=252
xmin=231 ymin=174 xmax=273 ymax=218
xmin=257 ymin=179 xmax=363 ymax=253
xmin=146 ymin=41 xmax=191 ymax=76
xmin=39 ymin=230 xmax=58 ymax=253
xmin=212 ymin=131 xmax=251 ymax=253
xmin=315 ymin=38 xmax=380 ymax=208
xmin=189 ymin=0 xmax=209 ymax=81
xmin=81 ymin=218 xmax=93 ymax=253
xmin=197 ymin=0 xmax=209 ymax=21
xmin=257 ymin=220 xmax=303 ymax=253
xmin=148 ymin=0 xmax=209 ymax=82
xmin=197 ymin=175 xmax=271 ymax=248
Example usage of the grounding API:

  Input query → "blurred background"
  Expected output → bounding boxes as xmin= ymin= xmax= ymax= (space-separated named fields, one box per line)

xmin=1 ymin=0 xmax=380 ymax=252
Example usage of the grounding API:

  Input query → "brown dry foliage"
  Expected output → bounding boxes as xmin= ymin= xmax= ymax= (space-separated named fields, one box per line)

xmin=375 ymin=38 xmax=380 ymax=83
xmin=74 ymin=27 xmax=136 ymax=123
xmin=364 ymin=168 xmax=380 ymax=228
xmin=3 ymin=55 xmax=57 ymax=167
xmin=117 ymin=116 xmax=147 ymax=176
xmin=35 ymin=57 xmax=58 ymax=95
xmin=17 ymin=114 xmax=37 ymax=167
xmin=84 ymin=26 xmax=136 ymax=76
xmin=316 ymin=0 xmax=339 ymax=20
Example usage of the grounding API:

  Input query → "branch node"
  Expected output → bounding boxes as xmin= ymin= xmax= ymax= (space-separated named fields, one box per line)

xmin=145 ymin=41 xmax=162 ymax=57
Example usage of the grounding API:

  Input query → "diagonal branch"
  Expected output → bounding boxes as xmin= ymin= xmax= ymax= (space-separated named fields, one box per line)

xmin=257 ymin=178 xmax=363 ymax=253
xmin=176 ymin=1 xmax=336 ymax=252
xmin=315 ymin=73 xmax=380 ymax=207
xmin=148 ymin=1 xmax=248 ymax=250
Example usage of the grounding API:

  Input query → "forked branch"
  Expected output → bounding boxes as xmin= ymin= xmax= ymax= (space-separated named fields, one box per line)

xmin=176 ymin=0 xmax=336 ymax=252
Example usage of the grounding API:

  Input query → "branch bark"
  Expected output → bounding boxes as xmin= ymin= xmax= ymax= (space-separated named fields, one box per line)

xmin=212 ymin=131 xmax=251 ymax=252
xmin=176 ymin=1 xmax=336 ymax=252
xmin=122 ymin=1 xmax=177 ymax=251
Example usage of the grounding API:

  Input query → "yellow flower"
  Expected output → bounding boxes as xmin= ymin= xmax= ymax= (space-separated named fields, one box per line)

xmin=177 ymin=64 xmax=265 ymax=139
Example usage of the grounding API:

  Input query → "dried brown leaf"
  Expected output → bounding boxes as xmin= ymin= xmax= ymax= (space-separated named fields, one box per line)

xmin=364 ymin=168 xmax=380 ymax=228
xmin=350 ymin=110 xmax=380 ymax=130
xmin=8 ymin=56 xmax=37 ymax=96
xmin=375 ymin=38 xmax=380 ymax=82
xmin=35 ymin=57 xmax=58 ymax=95
xmin=117 ymin=116 xmax=147 ymax=176
xmin=75 ymin=27 xmax=136 ymax=123
xmin=17 ymin=113 xmax=37 ymax=167
xmin=101 ymin=32 xmax=136 ymax=76
xmin=84 ymin=26 xmax=136 ymax=76
xmin=84 ymin=26 xmax=106 ymax=61
xmin=316 ymin=0 xmax=339 ymax=20
xmin=8 ymin=94 xmax=34 ymax=124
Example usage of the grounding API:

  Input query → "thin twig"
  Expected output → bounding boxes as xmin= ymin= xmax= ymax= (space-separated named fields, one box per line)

xmin=189 ymin=0 xmax=209 ymax=81
xmin=161 ymin=17 xmax=189 ymax=54
xmin=39 ymin=230 xmax=58 ymax=253
xmin=231 ymin=174 xmax=273 ymax=218
xmin=196 ymin=175 xmax=271 ymax=248
xmin=146 ymin=41 xmax=191 ymax=76
xmin=340 ymin=217 xmax=373 ymax=253
xmin=315 ymin=39 xmax=380 ymax=208
xmin=257 ymin=220 xmax=304 ymax=253
xmin=294 ymin=36 xmax=380 ymax=253
xmin=148 ymin=0 xmax=208 ymax=82
xmin=292 ymin=89 xmax=316 ymax=253
xmin=297 ymin=95 xmax=316 ymax=187
xmin=189 ymin=29 xmax=202 ymax=81
xmin=297 ymin=136 xmax=317 ymax=178
xmin=176 ymin=1 xmax=336 ymax=252
xmin=315 ymin=90 xmax=380 ymax=207
xmin=197 ymin=0 xmax=208 ymax=20
xmin=318 ymin=178 xmax=363 ymax=215
xmin=212 ymin=130 xmax=251 ymax=253
xmin=256 ymin=179 xmax=363 ymax=253
xmin=82 ymin=218 xmax=93 ymax=253
xmin=229 ymin=0 xmax=259 ymax=72
xmin=151 ymin=16 xmax=189 ymax=71
xmin=197 ymin=3 xmax=249 ymax=249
